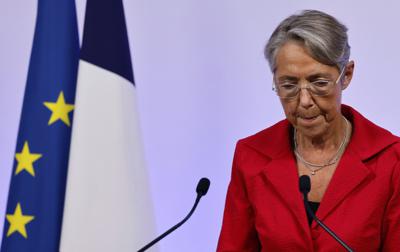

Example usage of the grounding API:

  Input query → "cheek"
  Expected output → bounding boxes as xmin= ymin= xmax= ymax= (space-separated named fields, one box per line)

xmin=280 ymin=100 xmax=298 ymax=124
xmin=315 ymin=98 xmax=341 ymax=122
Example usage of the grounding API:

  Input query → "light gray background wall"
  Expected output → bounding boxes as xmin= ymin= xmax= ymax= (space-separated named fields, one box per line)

xmin=1 ymin=1 xmax=399 ymax=251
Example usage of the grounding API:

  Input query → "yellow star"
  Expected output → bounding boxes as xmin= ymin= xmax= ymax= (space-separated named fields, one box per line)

xmin=43 ymin=91 xmax=74 ymax=126
xmin=6 ymin=203 xmax=35 ymax=239
xmin=15 ymin=141 xmax=42 ymax=176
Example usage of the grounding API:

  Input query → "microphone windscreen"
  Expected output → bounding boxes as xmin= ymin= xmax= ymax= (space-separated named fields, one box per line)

xmin=299 ymin=175 xmax=311 ymax=194
xmin=196 ymin=178 xmax=210 ymax=196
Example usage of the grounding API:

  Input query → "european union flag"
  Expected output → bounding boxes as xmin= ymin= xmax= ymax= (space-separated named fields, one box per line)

xmin=1 ymin=0 xmax=79 ymax=251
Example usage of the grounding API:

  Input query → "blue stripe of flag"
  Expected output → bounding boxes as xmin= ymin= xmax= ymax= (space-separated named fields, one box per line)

xmin=1 ymin=0 xmax=79 ymax=251
xmin=80 ymin=0 xmax=135 ymax=84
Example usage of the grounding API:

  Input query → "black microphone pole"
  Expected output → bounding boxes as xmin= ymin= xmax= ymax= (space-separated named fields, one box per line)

xmin=299 ymin=175 xmax=354 ymax=252
xmin=137 ymin=178 xmax=210 ymax=252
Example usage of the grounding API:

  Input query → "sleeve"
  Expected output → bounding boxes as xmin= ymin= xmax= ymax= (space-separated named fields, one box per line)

xmin=216 ymin=142 xmax=261 ymax=252
xmin=381 ymin=161 xmax=400 ymax=251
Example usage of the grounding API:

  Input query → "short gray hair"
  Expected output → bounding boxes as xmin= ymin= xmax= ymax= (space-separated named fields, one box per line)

xmin=265 ymin=10 xmax=350 ymax=72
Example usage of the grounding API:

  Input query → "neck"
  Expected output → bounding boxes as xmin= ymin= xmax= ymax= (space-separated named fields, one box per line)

xmin=295 ymin=116 xmax=348 ymax=154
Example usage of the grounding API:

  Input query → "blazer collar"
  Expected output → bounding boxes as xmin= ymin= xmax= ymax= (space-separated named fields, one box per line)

xmin=241 ymin=119 xmax=293 ymax=160
xmin=342 ymin=104 xmax=399 ymax=160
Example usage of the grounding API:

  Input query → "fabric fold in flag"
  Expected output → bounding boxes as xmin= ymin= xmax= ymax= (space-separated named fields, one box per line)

xmin=1 ymin=0 xmax=79 ymax=251
xmin=59 ymin=0 xmax=156 ymax=251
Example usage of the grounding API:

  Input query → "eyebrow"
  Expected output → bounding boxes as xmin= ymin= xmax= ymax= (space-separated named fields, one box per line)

xmin=276 ymin=76 xmax=298 ymax=82
xmin=307 ymin=73 xmax=333 ymax=80
xmin=276 ymin=73 xmax=333 ymax=82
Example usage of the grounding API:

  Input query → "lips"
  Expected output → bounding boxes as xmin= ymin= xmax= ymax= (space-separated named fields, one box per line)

xmin=303 ymin=115 xmax=318 ymax=120
xmin=298 ymin=115 xmax=319 ymax=124
xmin=299 ymin=114 xmax=318 ymax=119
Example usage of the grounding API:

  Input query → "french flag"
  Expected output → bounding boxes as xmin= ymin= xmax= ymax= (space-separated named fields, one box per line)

xmin=60 ymin=0 xmax=155 ymax=251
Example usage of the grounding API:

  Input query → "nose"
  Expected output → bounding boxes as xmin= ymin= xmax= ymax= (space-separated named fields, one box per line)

xmin=298 ymin=87 xmax=314 ymax=109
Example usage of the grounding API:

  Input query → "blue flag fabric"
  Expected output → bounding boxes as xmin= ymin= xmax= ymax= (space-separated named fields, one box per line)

xmin=0 ymin=0 xmax=79 ymax=251
xmin=80 ymin=0 xmax=134 ymax=84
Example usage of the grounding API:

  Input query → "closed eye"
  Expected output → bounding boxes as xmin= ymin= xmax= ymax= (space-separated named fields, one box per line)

xmin=279 ymin=83 xmax=297 ymax=90
xmin=311 ymin=80 xmax=330 ymax=87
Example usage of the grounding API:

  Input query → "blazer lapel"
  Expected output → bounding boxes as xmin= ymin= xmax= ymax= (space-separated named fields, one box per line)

xmin=261 ymin=153 xmax=314 ymax=245
xmin=312 ymin=145 xmax=372 ymax=227
xmin=244 ymin=119 xmax=313 ymax=246
xmin=311 ymin=104 xmax=399 ymax=227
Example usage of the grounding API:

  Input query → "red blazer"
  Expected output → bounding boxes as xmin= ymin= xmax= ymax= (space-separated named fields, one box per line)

xmin=217 ymin=105 xmax=400 ymax=251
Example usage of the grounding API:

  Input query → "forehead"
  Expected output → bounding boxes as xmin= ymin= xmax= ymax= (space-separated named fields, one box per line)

xmin=275 ymin=41 xmax=338 ymax=77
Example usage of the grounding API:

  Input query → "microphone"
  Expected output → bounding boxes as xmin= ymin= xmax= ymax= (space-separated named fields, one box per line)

xmin=196 ymin=177 xmax=211 ymax=196
xmin=137 ymin=178 xmax=210 ymax=252
xmin=299 ymin=175 xmax=354 ymax=252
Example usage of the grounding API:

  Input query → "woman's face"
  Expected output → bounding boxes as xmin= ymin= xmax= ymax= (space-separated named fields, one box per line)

xmin=274 ymin=41 xmax=354 ymax=138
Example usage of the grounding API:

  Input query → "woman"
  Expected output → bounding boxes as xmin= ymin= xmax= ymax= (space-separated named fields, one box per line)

xmin=217 ymin=10 xmax=400 ymax=251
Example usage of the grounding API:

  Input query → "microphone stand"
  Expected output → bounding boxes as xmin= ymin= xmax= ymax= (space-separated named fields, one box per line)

xmin=137 ymin=178 xmax=210 ymax=252
xmin=137 ymin=195 xmax=201 ymax=252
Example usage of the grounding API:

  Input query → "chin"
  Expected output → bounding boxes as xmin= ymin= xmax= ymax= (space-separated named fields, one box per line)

xmin=296 ymin=124 xmax=326 ymax=138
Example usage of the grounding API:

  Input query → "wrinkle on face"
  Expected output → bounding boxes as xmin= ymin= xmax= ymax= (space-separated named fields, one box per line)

xmin=274 ymin=41 xmax=344 ymax=141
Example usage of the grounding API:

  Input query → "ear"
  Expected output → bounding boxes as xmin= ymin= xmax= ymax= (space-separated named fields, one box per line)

xmin=341 ymin=60 xmax=354 ymax=90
